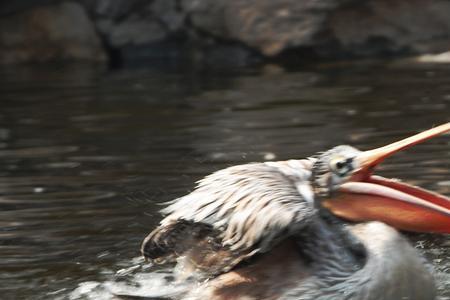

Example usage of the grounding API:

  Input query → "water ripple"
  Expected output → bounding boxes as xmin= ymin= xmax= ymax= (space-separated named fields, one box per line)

xmin=0 ymin=63 xmax=448 ymax=299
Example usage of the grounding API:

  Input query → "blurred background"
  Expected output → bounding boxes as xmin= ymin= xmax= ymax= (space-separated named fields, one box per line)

xmin=0 ymin=1 xmax=449 ymax=299
xmin=2 ymin=0 xmax=450 ymax=66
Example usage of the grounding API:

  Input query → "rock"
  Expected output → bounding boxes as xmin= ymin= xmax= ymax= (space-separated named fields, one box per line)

xmin=0 ymin=0 xmax=56 ymax=16
xmin=79 ymin=0 xmax=146 ymax=20
xmin=91 ymin=0 xmax=185 ymax=49
xmin=0 ymin=2 xmax=106 ymax=64
xmin=106 ymin=16 xmax=167 ymax=47
xmin=329 ymin=0 xmax=450 ymax=56
xmin=182 ymin=0 xmax=228 ymax=38
xmin=182 ymin=0 xmax=347 ymax=56
xmin=150 ymin=0 xmax=186 ymax=33
xmin=224 ymin=0 xmax=345 ymax=56
xmin=181 ymin=0 xmax=450 ymax=58
xmin=84 ymin=0 xmax=191 ymax=66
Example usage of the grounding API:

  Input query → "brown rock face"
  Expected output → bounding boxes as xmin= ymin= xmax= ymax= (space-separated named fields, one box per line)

xmin=328 ymin=0 xmax=450 ymax=56
xmin=0 ymin=2 xmax=106 ymax=64
xmin=182 ymin=0 xmax=450 ymax=57
xmin=183 ymin=0 xmax=345 ymax=56
xmin=225 ymin=0 xmax=346 ymax=56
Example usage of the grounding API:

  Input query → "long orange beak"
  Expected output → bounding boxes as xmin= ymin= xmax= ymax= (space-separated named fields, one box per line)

xmin=323 ymin=123 xmax=450 ymax=233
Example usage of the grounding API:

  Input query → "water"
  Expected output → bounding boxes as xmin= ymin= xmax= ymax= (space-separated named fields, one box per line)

xmin=0 ymin=61 xmax=449 ymax=299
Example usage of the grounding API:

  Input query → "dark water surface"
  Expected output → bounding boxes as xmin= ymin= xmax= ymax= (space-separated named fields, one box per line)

xmin=0 ymin=61 xmax=449 ymax=299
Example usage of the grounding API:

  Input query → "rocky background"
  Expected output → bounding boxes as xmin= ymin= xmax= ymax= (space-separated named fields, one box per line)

xmin=1 ymin=0 xmax=450 ymax=66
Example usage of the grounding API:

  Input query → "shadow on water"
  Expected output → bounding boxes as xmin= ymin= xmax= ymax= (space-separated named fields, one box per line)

xmin=0 ymin=61 xmax=449 ymax=299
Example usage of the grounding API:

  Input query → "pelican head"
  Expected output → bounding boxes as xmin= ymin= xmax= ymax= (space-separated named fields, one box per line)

xmin=312 ymin=145 xmax=361 ymax=198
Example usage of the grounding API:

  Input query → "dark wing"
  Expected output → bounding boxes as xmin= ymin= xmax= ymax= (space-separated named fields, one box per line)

xmin=141 ymin=220 xmax=255 ymax=277
xmin=141 ymin=159 xmax=316 ymax=276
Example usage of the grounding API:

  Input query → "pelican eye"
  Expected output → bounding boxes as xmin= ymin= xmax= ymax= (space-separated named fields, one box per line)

xmin=329 ymin=156 xmax=352 ymax=176
xmin=335 ymin=161 xmax=346 ymax=169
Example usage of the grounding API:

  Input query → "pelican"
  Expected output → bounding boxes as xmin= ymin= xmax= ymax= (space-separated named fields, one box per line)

xmin=141 ymin=123 xmax=450 ymax=300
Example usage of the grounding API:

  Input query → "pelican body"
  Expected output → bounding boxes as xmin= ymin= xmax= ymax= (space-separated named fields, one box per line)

xmin=141 ymin=124 xmax=450 ymax=300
